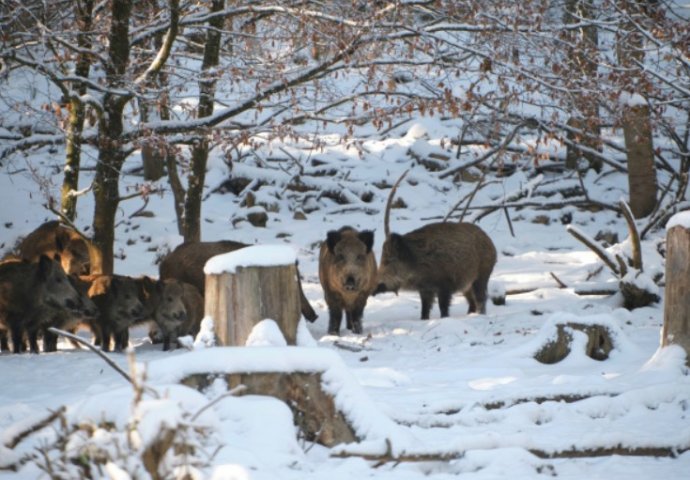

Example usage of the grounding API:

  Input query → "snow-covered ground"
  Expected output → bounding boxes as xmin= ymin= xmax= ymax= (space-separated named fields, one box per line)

xmin=1 ymin=118 xmax=689 ymax=478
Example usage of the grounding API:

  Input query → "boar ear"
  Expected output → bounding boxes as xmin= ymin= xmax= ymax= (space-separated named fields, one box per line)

xmin=37 ymin=254 xmax=55 ymax=279
xmin=55 ymin=229 xmax=71 ymax=253
xmin=390 ymin=233 xmax=415 ymax=262
xmin=359 ymin=230 xmax=374 ymax=252
xmin=326 ymin=230 xmax=342 ymax=253
xmin=110 ymin=276 xmax=120 ymax=295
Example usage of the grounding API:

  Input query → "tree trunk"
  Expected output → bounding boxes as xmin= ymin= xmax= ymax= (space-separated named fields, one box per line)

xmin=206 ymin=264 xmax=301 ymax=346
xmin=563 ymin=0 xmax=602 ymax=172
xmin=141 ymin=139 xmax=165 ymax=181
xmin=91 ymin=148 xmax=123 ymax=275
xmin=662 ymin=225 xmax=690 ymax=361
xmin=617 ymin=2 xmax=658 ymax=218
xmin=623 ymin=101 xmax=657 ymax=218
xmin=181 ymin=0 xmax=224 ymax=242
xmin=60 ymin=0 xmax=94 ymax=221
xmin=90 ymin=0 xmax=132 ymax=275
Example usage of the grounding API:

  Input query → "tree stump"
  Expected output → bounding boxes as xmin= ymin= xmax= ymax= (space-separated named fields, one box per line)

xmin=182 ymin=371 xmax=357 ymax=447
xmin=662 ymin=221 xmax=690 ymax=360
xmin=204 ymin=245 xmax=301 ymax=346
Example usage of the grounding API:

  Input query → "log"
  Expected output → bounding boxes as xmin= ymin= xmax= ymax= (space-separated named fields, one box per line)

xmin=662 ymin=223 xmax=690 ymax=360
xmin=204 ymin=245 xmax=301 ymax=346
xmin=535 ymin=322 xmax=614 ymax=364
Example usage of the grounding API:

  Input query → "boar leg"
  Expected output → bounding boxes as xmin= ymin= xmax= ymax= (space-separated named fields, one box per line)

xmin=10 ymin=319 xmax=26 ymax=354
xmin=114 ymin=330 xmax=129 ymax=352
xmin=327 ymin=307 xmax=343 ymax=335
xmin=160 ymin=328 xmax=173 ymax=351
xmin=43 ymin=328 xmax=58 ymax=352
xmin=100 ymin=327 xmax=112 ymax=352
xmin=464 ymin=289 xmax=478 ymax=314
xmin=346 ymin=306 xmax=364 ymax=334
xmin=28 ymin=328 xmax=41 ymax=354
xmin=469 ymin=277 xmax=489 ymax=314
xmin=0 ymin=331 xmax=8 ymax=351
xmin=420 ymin=290 xmax=435 ymax=320
xmin=437 ymin=288 xmax=452 ymax=318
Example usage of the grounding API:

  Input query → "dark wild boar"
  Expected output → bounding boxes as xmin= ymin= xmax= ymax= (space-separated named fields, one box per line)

xmin=140 ymin=277 xmax=203 ymax=351
xmin=159 ymin=240 xmax=317 ymax=322
xmin=80 ymin=274 xmax=146 ymax=352
xmin=319 ymin=226 xmax=377 ymax=335
xmin=17 ymin=221 xmax=92 ymax=275
xmin=373 ymin=171 xmax=497 ymax=319
xmin=0 ymin=255 xmax=96 ymax=353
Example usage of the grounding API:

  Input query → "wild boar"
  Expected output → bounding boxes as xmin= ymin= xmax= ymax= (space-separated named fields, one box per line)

xmin=159 ymin=240 xmax=317 ymax=322
xmin=373 ymin=172 xmax=497 ymax=319
xmin=81 ymin=274 xmax=146 ymax=352
xmin=319 ymin=226 xmax=377 ymax=335
xmin=139 ymin=277 xmax=203 ymax=351
xmin=17 ymin=221 xmax=92 ymax=275
xmin=0 ymin=255 xmax=96 ymax=353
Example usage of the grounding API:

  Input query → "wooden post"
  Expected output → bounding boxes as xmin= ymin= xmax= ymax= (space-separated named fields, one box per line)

xmin=204 ymin=245 xmax=301 ymax=346
xmin=662 ymin=223 xmax=690 ymax=359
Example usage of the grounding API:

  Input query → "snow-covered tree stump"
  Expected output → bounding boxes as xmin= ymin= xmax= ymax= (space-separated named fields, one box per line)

xmin=182 ymin=371 xmax=357 ymax=446
xmin=204 ymin=245 xmax=301 ymax=346
xmin=662 ymin=216 xmax=690 ymax=360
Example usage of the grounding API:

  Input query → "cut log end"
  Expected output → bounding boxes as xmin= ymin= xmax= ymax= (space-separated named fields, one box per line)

xmin=535 ymin=323 xmax=615 ymax=364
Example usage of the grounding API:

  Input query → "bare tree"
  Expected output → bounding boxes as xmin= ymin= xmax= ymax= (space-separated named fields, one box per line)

xmin=1 ymin=0 xmax=688 ymax=271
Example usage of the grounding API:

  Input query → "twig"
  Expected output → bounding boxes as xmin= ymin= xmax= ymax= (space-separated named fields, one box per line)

xmin=191 ymin=385 xmax=248 ymax=421
xmin=502 ymin=206 xmax=515 ymax=237
xmin=619 ymin=200 xmax=642 ymax=271
xmin=550 ymin=272 xmax=567 ymax=289
xmin=332 ymin=340 xmax=365 ymax=353
xmin=439 ymin=120 xmax=528 ymax=180
xmin=47 ymin=328 xmax=133 ymax=385
xmin=4 ymin=407 xmax=66 ymax=450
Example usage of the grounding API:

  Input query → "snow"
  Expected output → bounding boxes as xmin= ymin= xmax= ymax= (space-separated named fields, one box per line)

xmin=204 ymin=244 xmax=297 ymax=274
xmin=619 ymin=91 xmax=649 ymax=108
xmin=2 ymin=51 xmax=690 ymax=480
xmin=666 ymin=210 xmax=690 ymax=230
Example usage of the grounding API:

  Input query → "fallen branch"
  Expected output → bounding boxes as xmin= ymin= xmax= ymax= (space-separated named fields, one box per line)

xmin=530 ymin=445 xmax=690 ymax=459
xmin=566 ymin=225 xmax=621 ymax=276
xmin=332 ymin=439 xmax=463 ymax=466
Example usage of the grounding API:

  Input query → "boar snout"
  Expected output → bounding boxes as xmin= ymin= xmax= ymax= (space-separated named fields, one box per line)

xmin=373 ymin=282 xmax=398 ymax=296
xmin=344 ymin=275 xmax=357 ymax=291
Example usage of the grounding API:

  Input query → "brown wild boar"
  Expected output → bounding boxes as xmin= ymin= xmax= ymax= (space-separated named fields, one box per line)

xmin=140 ymin=277 xmax=203 ymax=351
xmin=373 ymin=172 xmax=497 ymax=319
xmin=0 ymin=255 xmax=97 ymax=353
xmin=80 ymin=274 xmax=146 ymax=352
xmin=319 ymin=226 xmax=377 ymax=335
xmin=159 ymin=240 xmax=317 ymax=322
xmin=17 ymin=221 xmax=92 ymax=275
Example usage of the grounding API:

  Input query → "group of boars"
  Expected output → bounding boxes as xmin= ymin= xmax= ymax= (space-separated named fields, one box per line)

xmin=0 ymin=179 xmax=497 ymax=354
